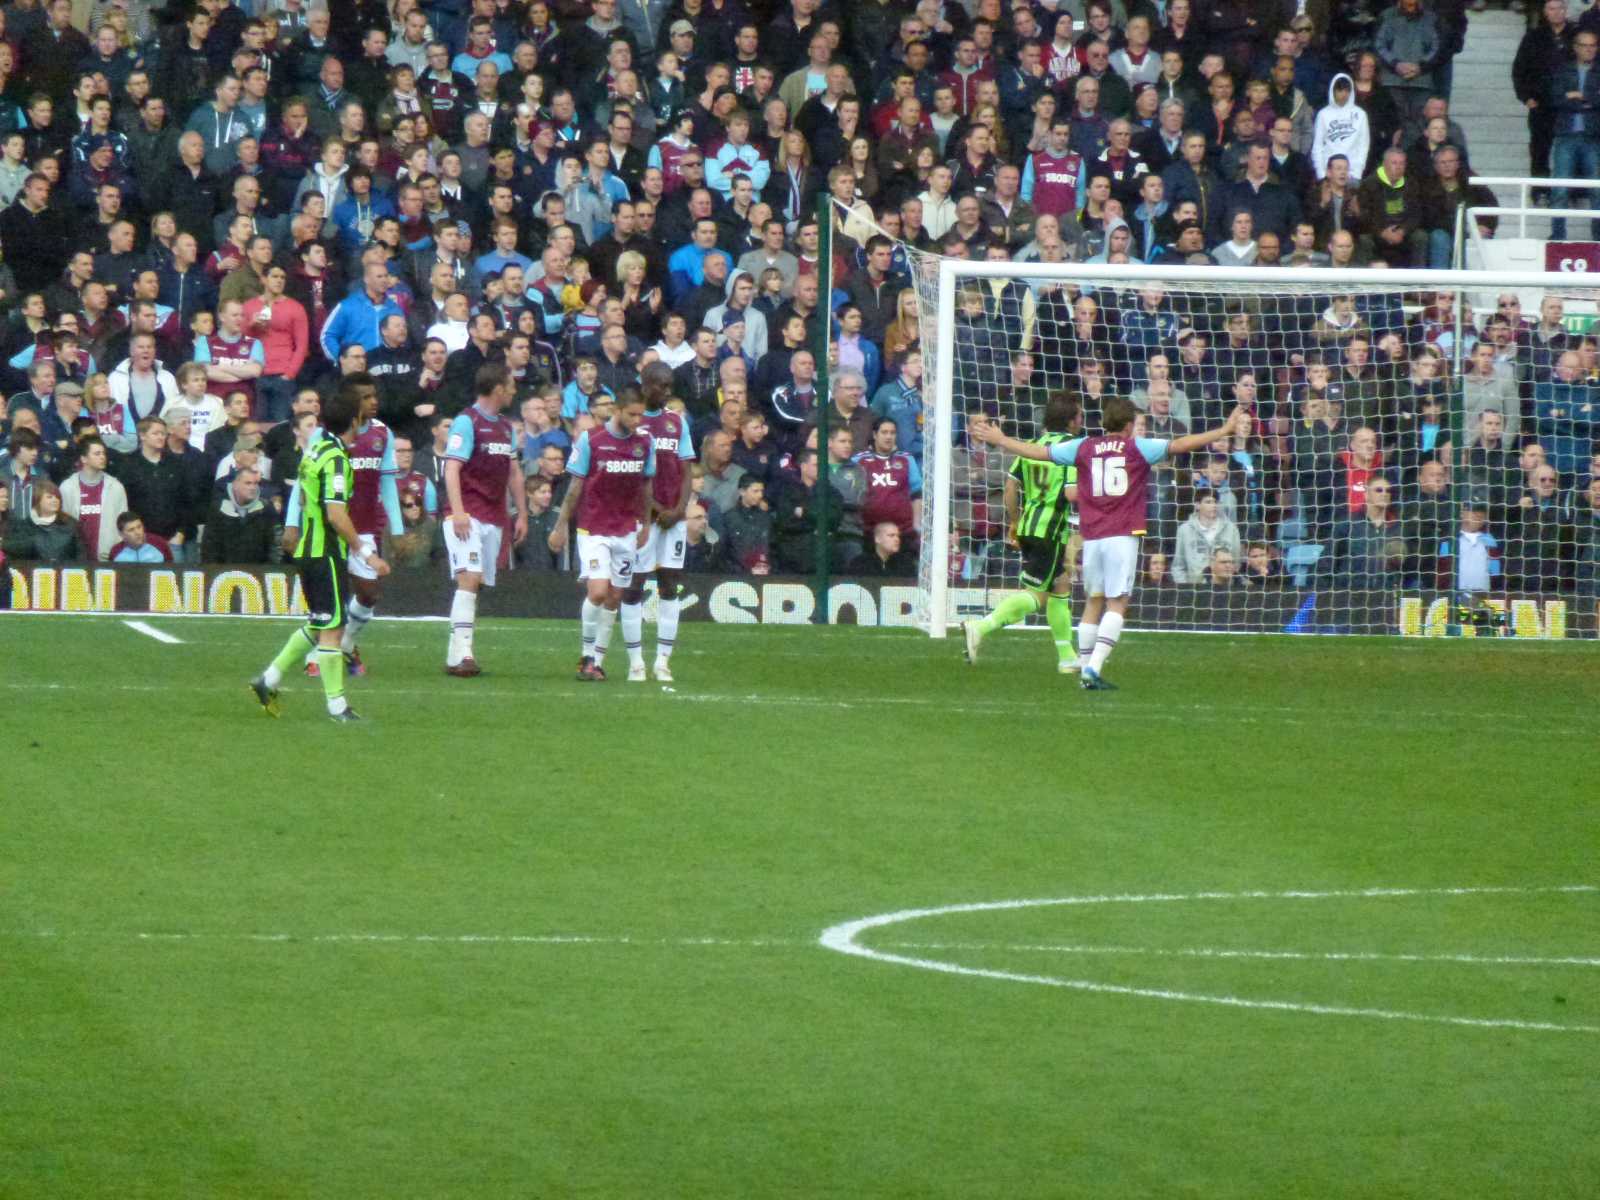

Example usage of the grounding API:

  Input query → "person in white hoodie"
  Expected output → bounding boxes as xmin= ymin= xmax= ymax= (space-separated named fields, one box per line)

xmin=1311 ymin=73 xmax=1370 ymax=182
xmin=292 ymin=139 xmax=351 ymax=213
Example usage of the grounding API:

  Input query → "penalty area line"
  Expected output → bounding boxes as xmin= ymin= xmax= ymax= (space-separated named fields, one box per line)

xmin=123 ymin=619 xmax=183 ymax=644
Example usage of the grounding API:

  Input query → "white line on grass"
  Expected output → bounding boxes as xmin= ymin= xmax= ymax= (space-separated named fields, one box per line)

xmin=122 ymin=620 xmax=183 ymax=644
xmin=885 ymin=942 xmax=1600 ymax=968
xmin=819 ymin=886 xmax=1600 ymax=1036
xmin=2 ymin=930 xmax=801 ymax=949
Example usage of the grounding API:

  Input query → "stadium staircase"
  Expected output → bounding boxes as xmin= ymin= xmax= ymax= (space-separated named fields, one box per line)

xmin=1454 ymin=10 xmax=1533 ymax=183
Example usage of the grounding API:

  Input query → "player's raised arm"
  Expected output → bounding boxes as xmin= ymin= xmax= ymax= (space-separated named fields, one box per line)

xmin=1165 ymin=405 xmax=1251 ymax=457
xmin=969 ymin=414 xmax=1055 ymax=461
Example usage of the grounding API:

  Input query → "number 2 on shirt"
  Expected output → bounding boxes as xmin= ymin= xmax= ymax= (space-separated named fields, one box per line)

xmin=1091 ymin=455 xmax=1128 ymax=497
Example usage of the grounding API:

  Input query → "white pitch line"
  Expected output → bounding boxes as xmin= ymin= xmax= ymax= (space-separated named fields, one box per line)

xmin=819 ymin=886 xmax=1600 ymax=1036
xmin=122 ymin=619 xmax=183 ymax=644
xmin=0 ymin=930 xmax=801 ymax=949
xmin=886 ymin=942 xmax=1600 ymax=968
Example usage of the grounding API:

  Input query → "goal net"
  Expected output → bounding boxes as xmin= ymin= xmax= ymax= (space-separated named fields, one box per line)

xmin=900 ymin=257 xmax=1599 ymax=641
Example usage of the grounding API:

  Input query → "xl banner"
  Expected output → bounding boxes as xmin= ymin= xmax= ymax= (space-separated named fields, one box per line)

xmin=0 ymin=563 xmax=1588 ymax=637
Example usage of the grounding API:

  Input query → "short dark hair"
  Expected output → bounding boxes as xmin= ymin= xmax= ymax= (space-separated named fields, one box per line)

xmin=1043 ymin=392 xmax=1081 ymax=433
xmin=1102 ymin=396 xmax=1138 ymax=433
xmin=476 ymin=363 xmax=511 ymax=397
xmin=322 ymin=387 xmax=359 ymax=436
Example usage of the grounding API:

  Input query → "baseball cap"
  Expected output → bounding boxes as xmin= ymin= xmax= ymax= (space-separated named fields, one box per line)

xmin=670 ymin=18 xmax=695 ymax=36
xmin=721 ymin=308 xmax=746 ymax=329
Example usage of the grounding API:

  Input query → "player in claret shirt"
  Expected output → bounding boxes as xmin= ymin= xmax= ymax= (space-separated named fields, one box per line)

xmin=442 ymin=364 xmax=528 ymax=676
xmin=548 ymin=388 xmax=656 ymax=682
xmin=331 ymin=373 xmax=401 ymax=671
xmin=623 ymin=363 xmax=695 ymax=682
xmin=972 ymin=396 xmax=1246 ymax=690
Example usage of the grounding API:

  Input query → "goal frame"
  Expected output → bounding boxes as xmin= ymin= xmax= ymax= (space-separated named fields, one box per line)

xmin=923 ymin=260 xmax=1600 ymax=636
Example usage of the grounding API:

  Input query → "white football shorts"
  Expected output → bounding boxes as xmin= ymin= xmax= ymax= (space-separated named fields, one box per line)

xmin=634 ymin=519 xmax=688 ymax=573
xmin=347 ymin=533 xmax=381 ymax=581
xmin=577 ymin=530 xmax=637 ymax=588
xmin=444 ymin=516 xmax=503 ymax=587
xmin=1081 ymin=534 xmax=1140 ymax=599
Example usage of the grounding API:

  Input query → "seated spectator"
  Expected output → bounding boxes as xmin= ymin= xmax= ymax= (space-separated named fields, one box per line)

xmin=5 ymin=479 xmax=79 ymax=561
xmin=1202 ymin=546 xmax=1244 ymax=590
xmin=856 ymin=520 xmax=917 ymax=576
xmin=1239 ymin=542 xmax=1284 ymax=589
xmin=109 ymin=510 xmax=171 ymax=563
xmin=1356 ymin=146 xmax=1428 ymax=268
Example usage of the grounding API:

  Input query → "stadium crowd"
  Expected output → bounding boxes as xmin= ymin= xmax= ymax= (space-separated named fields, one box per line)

xmin=0 ymin=0 xmax=1592 ymax=611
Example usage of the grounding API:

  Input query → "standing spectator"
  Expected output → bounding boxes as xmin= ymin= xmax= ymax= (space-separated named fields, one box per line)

xmin=194 ymin=298 xmax=266 ymax=413
xmin=58 ymin=436 xmax=127 ymax=561
xmin=1173 ymin=488 xmax=1243 ymax=584
xmin=242 ymin=265 xmax=310 ymax=424
xmin=1333 ymin=473 xmax=1401 ymax=590
xmin=720 ymin=474 xmax=774 ymax=572
xmin=853 ymin=417 xmax=922 ymax=543
xmin=1514 ymin=0 xmax=1575 ymax=193
xmin=1549 ymin=30 xmax=1600 ymax=242
xmin=113 ymin=415 xmax=187 ymax=555
xmin=201 ymin=466 xmax=275 ymax=563
xmin=1512 ymin=462 xmax=1577 ymax=592
xmin=870 ymin=350 xmax=923 ymax=462
xmin=0 ymin=174 xmax=69 ymax=295
xmin=1375 ymin=0 xmax=1440 ymax=142
xmin=1441 ymin=493 xmax=1504 ymax=595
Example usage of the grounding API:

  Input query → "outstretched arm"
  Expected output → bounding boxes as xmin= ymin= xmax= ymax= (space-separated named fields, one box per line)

xmin=1166 ymin=406 xmax=1251 ymax=456
xmin=969 ymin=413 xmax=1053 ymax=460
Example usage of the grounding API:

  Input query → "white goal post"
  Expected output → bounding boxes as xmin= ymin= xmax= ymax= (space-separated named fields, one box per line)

xmin=914 ymin=260 xmax=1600 ymax=639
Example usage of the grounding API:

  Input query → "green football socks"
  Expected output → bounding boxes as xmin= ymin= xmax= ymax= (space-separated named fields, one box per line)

xmin=316 ymin=647 xmax=348 ymax=715
xmin=1046 ymin=595 xmax=1074 ymax=665
xmin=978 ymin=590 xmax=1041 ymax=635
xmin=263 ymin=626 xmax=316 ymax=689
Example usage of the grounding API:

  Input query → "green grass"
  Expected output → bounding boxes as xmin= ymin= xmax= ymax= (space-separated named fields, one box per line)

xmin=2 ymin=615 xmax=1597 ymax=1198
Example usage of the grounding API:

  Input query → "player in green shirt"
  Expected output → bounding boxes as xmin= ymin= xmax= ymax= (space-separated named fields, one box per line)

xmin=249 ymin=384 xmax=390 ymax=722
xmin=963 ymin=393 xmax=1083 ymax=673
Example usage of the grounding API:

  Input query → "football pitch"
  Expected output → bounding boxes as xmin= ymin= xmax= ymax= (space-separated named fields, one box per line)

xmin=2 ymin=615 xmax=1597 ymax=1198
